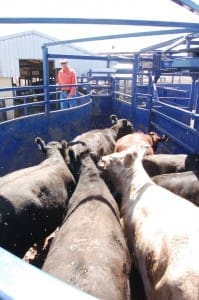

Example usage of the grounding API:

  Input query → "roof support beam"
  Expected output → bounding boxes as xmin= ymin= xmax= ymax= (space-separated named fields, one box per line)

xmin=171 ymin=0 xmax=199 ymax=15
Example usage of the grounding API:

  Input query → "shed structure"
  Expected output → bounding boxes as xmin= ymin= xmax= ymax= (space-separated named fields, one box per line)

xmin=0 ymin=30 xmax=106 ymax=84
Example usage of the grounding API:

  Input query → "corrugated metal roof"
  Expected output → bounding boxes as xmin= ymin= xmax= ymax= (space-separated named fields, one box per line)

xmin=0 ymin=30 xmax=106 ymax=78
xmin=0 ymin=30 xmax=58 ymax=42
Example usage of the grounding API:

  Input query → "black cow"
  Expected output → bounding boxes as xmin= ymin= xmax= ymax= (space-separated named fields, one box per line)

xmin=142 ymin=153 xmax=199 ymax=177
xmin=43 ymin=149 xmax=131 ymax=300
xmin=152 ymin=170 xmax=199 ymax=206
xmin=65 ymin=114 xmax=134 ymax=179
xmin=0 ymin=137 xmax=75 ymax=258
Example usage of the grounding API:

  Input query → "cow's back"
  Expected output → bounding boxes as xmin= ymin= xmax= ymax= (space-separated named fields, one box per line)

xmin=43 ymin=154 xmax=131 ymax=300
xmin=152 ymin=171 xmax=199 ymax=206
xmin=98 ymin=146 xmax=199 ymax=300
xmin=142 ymin=154 xmax=197 ymax=177
xmin=114 ymin=132 xmax=153 ymax=154
xmin=0 ymin=140 xmax=75 ymax=257
xmin=73 ymin=128 xmax=116 ymax=155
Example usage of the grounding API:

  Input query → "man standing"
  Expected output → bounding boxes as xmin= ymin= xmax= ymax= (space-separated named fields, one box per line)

xmin=57 ymin=59 xmax=77 ymax=109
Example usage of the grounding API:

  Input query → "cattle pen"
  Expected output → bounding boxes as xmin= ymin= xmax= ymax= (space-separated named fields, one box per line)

xmin=0 ymin=1 xmax=199 ymax=299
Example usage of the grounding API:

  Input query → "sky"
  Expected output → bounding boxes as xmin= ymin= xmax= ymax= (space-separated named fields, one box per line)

xmin=0 ymin=0 xmax=199 ymax=53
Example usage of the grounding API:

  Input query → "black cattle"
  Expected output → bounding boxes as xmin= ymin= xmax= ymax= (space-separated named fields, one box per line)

xmin=43 ymin=149 xmax=131 ymax=300
xmin=142 ymin=153 xmax=199 ymax=177
xmin=152 ymin=170 xmax=199 ymax=206
xmin=67 ymin=114 xmax=134 ymax=159
xmin=0 ymin=137 xmax=75 ymax=258
xmin=65 ymin=114 xmax=134 ymax=178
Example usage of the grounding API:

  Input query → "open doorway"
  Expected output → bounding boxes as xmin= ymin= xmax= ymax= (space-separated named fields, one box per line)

xmin=19 ymin=59 xmax=55 ymax=86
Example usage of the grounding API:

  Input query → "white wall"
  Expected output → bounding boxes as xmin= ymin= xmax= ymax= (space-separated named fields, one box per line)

xmin=0 ymin=77 xmax=14 ymax=120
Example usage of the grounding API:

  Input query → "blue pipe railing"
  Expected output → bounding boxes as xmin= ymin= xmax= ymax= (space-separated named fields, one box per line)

xmin=171 ymin=0 xmax=199 ymax=14
xmin=0 ymin=247 xmax=96 ymax=300
xmin=0 ymin=18 xmax=199 ymax=28
xmin=0 ymin=82 xmax=90 ymax=114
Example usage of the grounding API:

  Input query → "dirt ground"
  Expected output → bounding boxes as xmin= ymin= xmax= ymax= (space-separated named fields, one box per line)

xmin=23 ymin=228 xmax=58 ymax=268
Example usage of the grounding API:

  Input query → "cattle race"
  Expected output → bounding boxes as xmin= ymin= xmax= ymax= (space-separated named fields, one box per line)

xmin=0 ymin=2 xmax=199 ymax=299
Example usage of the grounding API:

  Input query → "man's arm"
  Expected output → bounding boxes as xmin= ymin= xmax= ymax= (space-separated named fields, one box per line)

xmin=69 ymin=70 xmax=77 ymax=97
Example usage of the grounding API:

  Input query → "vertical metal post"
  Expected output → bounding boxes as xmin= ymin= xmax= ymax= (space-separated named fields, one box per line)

xmin=188 ymin=76 xmax=199 ymax=129
xmin=111 ymin=77 xmax=115 ymax=100
xmin=24 ymin=97 xmax=27 ymax=116
xmin=87 ymin=69 xmax=92 ymax=94
xmin=189 ymin=76 xmax=196 ymax=111
xmin=186 ymin=37 xmax=191 ymax=57
xmin=194 ymin=79 xmax=199 ymax=114
xmin=147 ymin=74 xmax=153 ymax=130
xmin=194 ymin=79 xmax=199 ymax=132
xmin=107 ymin=55 xmax=110 ymax=68
xmin=131 ymin=54 xmax=139 ymax=122
xmin=42 ymin=46 xmax=50 ymax=115
xmin=152 ymin=52 xmax=161 ymax=83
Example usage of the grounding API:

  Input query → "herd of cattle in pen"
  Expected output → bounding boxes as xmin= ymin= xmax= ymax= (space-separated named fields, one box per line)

xmin=1 ymin=114 xmax=199 ymax=300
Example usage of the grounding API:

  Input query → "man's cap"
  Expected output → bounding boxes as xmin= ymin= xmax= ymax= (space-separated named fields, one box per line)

xmin=60 ymin=59 xmax=68 ymax=64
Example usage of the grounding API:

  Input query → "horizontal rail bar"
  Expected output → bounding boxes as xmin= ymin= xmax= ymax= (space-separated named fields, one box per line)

xmin=43 ymin=29 xmax=197 ymax=47
xmin=0 ymin=18 xmax=199 ymax=28
xmin=47 ymin=53 xmax=133 ymax=62
xmin=0 ymin=100 xmax=45 ymax=112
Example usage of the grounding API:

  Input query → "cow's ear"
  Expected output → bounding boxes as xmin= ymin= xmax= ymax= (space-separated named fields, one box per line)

xmin=61 ymin=140 xmax=68 ymax=150
xmin=149 ymin=131 xmax=155 ymax=136
xmin=68 ymin=148 xmax=76 ymax=162
xmin=110 ymin=114 xmax=118 ymax=124
xmin=122 ymin=120 xmax=128 ymax=127
xmin=90 ymin=147 xmax=104 ymax=163
xmin=97 ymin=158 xmax=106 ymax=170
xmin=98 ymin=147 xmax=104 ymax=157
xmin=35 ymin=137 xmax=46 ymax=152
xmin=59 ymin=140 xmax=68 ymax=159
xmin=124 ymin=153 xmax=134 ymax=168
xmin=139 ymin=144 xmax=150 ymax=158
xmin=161 ymin=134 xmax=168 ymax=142
xmin=90 ymin=150 xmax=100 ymax=163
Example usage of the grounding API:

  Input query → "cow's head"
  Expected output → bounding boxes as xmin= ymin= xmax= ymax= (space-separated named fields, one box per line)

xmin=66 ymin=142 xmax=101 ymax=181
xmin=110 ymin=114 xmax=135 ymax=139
xmin=35 ymin=137 xmax=68 ymax=159
xmin=64 ymin=141 xmax=91 ymax=180
xmin=110 ymin=114 xmax=119 ymax=124
xmin=98 ymin=144 xmax=149 ymax=190
xmin=64 ymin=141 xmax=88 ymax=164
xmin=148 ymin=132 xmax=168 ymax=151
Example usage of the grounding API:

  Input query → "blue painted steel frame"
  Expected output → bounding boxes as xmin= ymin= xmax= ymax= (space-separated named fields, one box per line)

xmin=0 ymin=18 xmax=199 ymax=28
xmin=43 ymin=28 xmax=199 ymax=48
xmin=42 ymin=46 xmax=50 ymax=114
xmin=171 ymin=0 xmax=199 ymax=14
xmin=0 ymin=99 xmax=92 ymax=176
xmin=0 ymin=247 xmax=96 ymax=300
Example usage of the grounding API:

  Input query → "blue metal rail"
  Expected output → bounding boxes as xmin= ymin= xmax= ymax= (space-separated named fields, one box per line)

xmin=0 ymin=18 xmax=198 ymax=28
xmin=0 ymin=247 xmax=96 ymax=300
xmin=171 ymin=0 xmax=199 ymax=14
